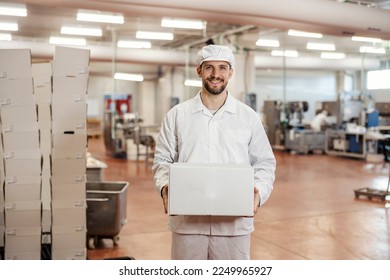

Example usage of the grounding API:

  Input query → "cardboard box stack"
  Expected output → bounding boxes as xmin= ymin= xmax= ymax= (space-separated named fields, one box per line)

xmin=50 ymin=46 xmax=89 ymax=260
xmin=0 ymin=49 xmax=42 ymax=260
xmin=0 ymin=46 xmax=90 ymax=260
xmin=32 ymin=62 xmax=53 ymax=252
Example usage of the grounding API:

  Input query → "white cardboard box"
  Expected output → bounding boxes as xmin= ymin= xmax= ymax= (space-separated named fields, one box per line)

xmin=52 ymin=120 xmax=87 ymax=135
xmin=51 ymin=199 xmax=86 ymax=226
xmin=0 ymin=78 xmax=35 ymax=107
xmin=4 ymin=200 xmax=41 ymax=228
xmin=4 ymin=226 xmax=41 ymax=253
xmin=51 ymin=248 xmax=87 ymax=260
xmin=0 ymin=225 xmax=4 ymax=247
xmin=51 ymin=158 xmax=86 ymax=179
xmin=169 ymin=163 xmax=254 ymax=216
xmin=32 ymin=61 xmax=52 ymax=78
xmin=0 ymin=105 xmax=37 ymax=125
xmin=52 ymin=133 xmax=87 ymax=150
xmin=53 ymin=46 xmax=90 ymax=77
xmin=1 ymin=121 xmax=39 ymax=134
xmin=51 ymin=174 xmax=86 ymax=186
xmin=4 ymin=175 xmax=41 ymax=202
xmin=51 ymin=224 xmax=86 ymax=251
xmin=0 ymin=49 xmax=32 ymax=79
xmin=3 ymin=149 xmax=42 ymax=177
xmin=52 ymin=76 xmax=88 ymax=97
xmin=51 ymin=182 xmax=86 ymax=201
xmin=4 ymin=250 xmax=41 ymax=260
xmin=34 ymin=85 xmax=52 ymax=105
xmin=2 ymin=130 xmax=40 ymax=151
xmin=51 ymin=102 xmax=87 ymax=122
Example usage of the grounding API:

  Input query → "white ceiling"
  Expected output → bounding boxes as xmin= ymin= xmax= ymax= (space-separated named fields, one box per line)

xmin=1 ymin=0 xmax=390 ymax=74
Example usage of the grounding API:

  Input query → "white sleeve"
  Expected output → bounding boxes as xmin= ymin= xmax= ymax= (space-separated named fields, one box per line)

xmin=151 ymin=109 xmax=178 ymax=194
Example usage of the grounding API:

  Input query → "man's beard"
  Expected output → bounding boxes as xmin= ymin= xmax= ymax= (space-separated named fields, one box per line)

xmin=203 ymin=78 xmax=227 ymax=95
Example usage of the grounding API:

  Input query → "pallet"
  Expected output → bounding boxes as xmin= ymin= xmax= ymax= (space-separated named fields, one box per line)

xmin=354 ymin=187 xmax=390 ymax=201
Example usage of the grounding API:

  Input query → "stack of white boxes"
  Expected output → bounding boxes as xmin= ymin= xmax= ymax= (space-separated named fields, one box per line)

xmin=32 ymin=62 xmax=53 ymax=251
xmin=0 ymin=49 xmax=42 ymax=260
xmin=0 ymin=46 xmax=90 ymax=260
xmin=50 ymin=46 xmax=90 ymax=260
xmin=0 ymin=133 xmax=4 ymax=259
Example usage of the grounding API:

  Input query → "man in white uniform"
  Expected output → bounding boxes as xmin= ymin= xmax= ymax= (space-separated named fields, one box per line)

xmin=152 ymin=44 xmax=276 ymax=260
xmin=310 ymin=110 xmax=329 ymax=131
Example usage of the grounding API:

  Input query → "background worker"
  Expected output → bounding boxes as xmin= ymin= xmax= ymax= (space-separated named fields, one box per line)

xmin=152 ymin=44 xmax=276 ymax=260
xmin=310 ymin=109 xmax=329 ymax=131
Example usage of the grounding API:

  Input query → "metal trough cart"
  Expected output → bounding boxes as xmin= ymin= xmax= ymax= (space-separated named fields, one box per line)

xmin=86 ymin=181 xmax=129 ymax=249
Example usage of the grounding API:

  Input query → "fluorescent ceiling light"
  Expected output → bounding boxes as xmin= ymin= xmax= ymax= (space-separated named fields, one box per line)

xmin=359 ymin=46 xmax=386 ymax=54
xmin=367 ymin=69 xmax=390 ymax=90
xmin=0 ymin=3 xmax=27 ymax=17
xmin=184 ymin=79 xmax=202 ymax=87
xmin=114 ymin=73 xmax=144 ymax=82
xmin=49 ymin=36 xmax=86 ymax=46
xmin=76 ymin=10 xmax=124 ymax=24
xmin=0 ymin=33 xmax=12 ymax=41
xmin=351 ymin=36 xmax=382 ymax=43
xmin=61 ymin=26 xmax=102 ymax=37
xmin=0 ymin=22 xmax=18 ymax=31
xmin=136 ymin=31 xmax=173 ymax=40
xmin=256 ymin=39 xmax=280 ymax=47
xmin=321 ymin=52 xmax=345 ymax=59
xmin=161 ymin=17 xmax=204 ymax=29
xmin=117 ymin=40 xmax=152 ymax=49
xmin=271 ymin=50 xmax=299 ymax=57
xmin=307 ymin=42 xmax=336 ymax=51
xmin=288 ymin=29 xmax=323 ymax=38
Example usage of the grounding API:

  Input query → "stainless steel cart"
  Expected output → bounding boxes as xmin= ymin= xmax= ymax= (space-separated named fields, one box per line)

xmin=86 ymin=181 xmax=129 ymax=249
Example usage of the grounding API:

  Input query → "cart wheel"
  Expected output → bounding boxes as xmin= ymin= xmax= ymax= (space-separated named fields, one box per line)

xmin=113 ymin=235 xmax=120 ymax=246
xmin=88 ymin=237 xmax=96 ymax=249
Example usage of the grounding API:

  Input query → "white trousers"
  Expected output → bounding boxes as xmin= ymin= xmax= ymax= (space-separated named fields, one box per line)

xmin=171 ymin=233 xmax=250 ymax=260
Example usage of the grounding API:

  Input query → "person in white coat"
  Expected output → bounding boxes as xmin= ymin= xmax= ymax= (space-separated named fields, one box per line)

xmin=310 ymin=110 xmax=329 ymax=131
xmin=152 ymin=44 xmax=276 ymax=260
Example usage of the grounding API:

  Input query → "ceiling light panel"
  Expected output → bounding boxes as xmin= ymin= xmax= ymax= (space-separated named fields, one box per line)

xmin=136 ymin=31 xmax=173 ymax=40
xmin=359 ymin=46 xmax=386 ymax=54
xmin=49 ymin=36 xmax=86 ymax=46
xmin=256 ymin=39 xmax=280 ymax=47
xmin=288 ymin=29 xmax=323 ymax=38
xmin=61 ymin=26 xmax=103 ymax=37
xmin=114 ymin=73 xmax=144 ymax=82
xmin=0 ymin=3 xmax=27 ymax=17
xmin=184 ymin=79 xmax=202 ymax=87
xmin=0 ymin=22 xmax=18 ymax=31
xmin=271 ymin=50 xmax=299 ymax=57
xmin=351 ymin=36 xmax=382 ymax=43
xmin=76 ymin=10 xmax=124 ymax=24
xmin=161 ymin=17 xmax=204 ymax=29
xmin=0 ymin=33 xmax=11 ymax=41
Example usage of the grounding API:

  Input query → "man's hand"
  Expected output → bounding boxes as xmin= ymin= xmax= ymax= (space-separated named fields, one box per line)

xmin=161 ymin=185 xmax=169 ymax=214
xmin=253 ymin=187 xmax=261 ymax=215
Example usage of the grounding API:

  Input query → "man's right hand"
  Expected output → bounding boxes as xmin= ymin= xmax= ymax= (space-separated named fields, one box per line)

xmin=161 ymin=185 xmax=169 ymax=214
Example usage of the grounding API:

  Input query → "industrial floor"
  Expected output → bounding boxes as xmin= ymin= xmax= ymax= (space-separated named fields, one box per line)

xmin=86 ymin=137 xmax=390 ymax=260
